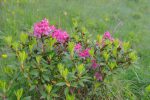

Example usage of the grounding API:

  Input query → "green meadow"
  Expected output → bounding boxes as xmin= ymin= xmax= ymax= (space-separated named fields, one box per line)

xmin=0 ymin=0 xmax=150 ymax=99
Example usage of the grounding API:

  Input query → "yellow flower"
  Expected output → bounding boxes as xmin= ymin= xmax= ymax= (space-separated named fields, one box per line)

xmin=1 ymin=54 xmax=8 ymax=58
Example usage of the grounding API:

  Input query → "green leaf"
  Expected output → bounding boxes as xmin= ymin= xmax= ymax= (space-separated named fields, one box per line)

xmin=40 ymin=90 xmax=47 ymax=99
xmin=103 ymin=51 xmax=109 ymax=61
xmin=30 ymin=69 xmax=39 ymax=77
xmin=73 ymin=33 xmax=79 ymax=41
xmin=56 ymin=82 xmax=66 ymax=86
xmin=71 ymin=82 xmax=78 ymax=87
xmin=77 ymin=64 xmax=85 ymax=75
xmin=4 ymin=36 xmax=12 ymax=46
xmin=22 ymin=96 xmax=31 ymax=100
xmin=79 ymin=81 xmax=84 ymax=87
xmin=45 ymin=84 xmax=52 ymax=94
xmin=81 ymin=27 xmax=88 ymax=34
xmin=15 ymin=88 xmax=24 ymax=100
xmin=0 ymin=80 xmax=7 ymax=93
xmin=51 ymin=94 xmax=59 ymax=97
xmin=108 ymin=62 xmax=117 ymax=70
xmin=29 ymin=85 xmax=36 ymax=91
xmin=72 ymin=18 xmax=78 ymax=28
xmin=97 ymin=35 xmax=102 ymax=44
xmin=112 ymin=48 xmax=117 ymax=57
xmin=129 ymin=51 xmax=137 ymax=62
xmin=36 ymin=56 xmax=42 ymax=64
xmin=3 ymin=66 xmax=13 ymax=75
xmin=20 ymin=33 xmax=28 ymax=44
xmin=18 ymin=51 xmax=28 ymax=64
xmin=12 ymin=42 xmax=19 ymax=51
xmin=81 ymin=79 xmax=90 ymax=82
xmin=49 ymin=38 xmax=56 ymax=48
xmin=123 ymin=41 xmax=130 ymax=52
xmin=113 ymin=39 xmax=120 ymax=48
xmin=48 ymin=52 xmax=55 ymax=60
xmin=89 ymin=48 xmax=94 ymax=57
xmin=62 ymin=68 xmax=69 ymax=80
xmin=94 ymin=82 xmax=101 ymax=89
xmin=29 ymin=44 xmax=34 ymax=53
xmin=42 ymin=74 xmax=50 ymax=81
xmin=145 ymin=84 xmax=150 ymax=92
xmin=64 ymin=87 xmax=69 ymax=96
xmin=66 ymin=94 xmax=75 ymax=100
xmin=68 ymin=42 xmax=75 ymax=57
xmin=57 ymin=63 xmax=64 ymax=75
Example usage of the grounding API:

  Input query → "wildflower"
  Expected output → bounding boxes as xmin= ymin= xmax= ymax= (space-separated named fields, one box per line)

xmin=102 ymin=31 xmax=114 ymax=41
xmin=51 ymin=29 xmax=69 ymax=43
xmin=33 ymin=18 xmax=55 ymax=38
xmin=91 ymin=59 xmax=98 ymax=69
xmin=79 ymin=48 xmax=90 ymax=58
xmin=94 ymin=72 xmax=102 ymax=81
xmin=74 ymin=43 xmax=82 ymax=52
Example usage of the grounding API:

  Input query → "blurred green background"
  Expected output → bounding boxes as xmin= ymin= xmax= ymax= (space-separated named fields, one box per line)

xmin=0 ymin=0 xmax=150 ymax=99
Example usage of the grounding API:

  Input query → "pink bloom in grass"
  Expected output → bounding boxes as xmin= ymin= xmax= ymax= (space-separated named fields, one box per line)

xmin=74 ymin=43 xmax=82 ymax=52
xmin=91 ymin=59 xmax=99 ymax=69
xmin=34 ymin=18 xmax=55 ymax=38
xmin=94 ymin=72 xmax=102 ymax=81
xmin=103 ymin=31 xmax=114 ymax=41
xmin=51 ymin=29 xmax=69 ymax=43
xmin=79 ymin=48 xmax=90 ymax=58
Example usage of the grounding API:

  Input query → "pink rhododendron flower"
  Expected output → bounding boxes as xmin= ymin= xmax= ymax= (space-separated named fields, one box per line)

xmin=91 ymin=59 xmax=99 ymax=69
xmin=51 ymin=29 xmax=69 ymax=43
xmin=103 ymin=31 xmax=114 ymax=41
xmin=74 ymin=43 xmax=82 ymax=52
xmin=79 ymin=48 xmax=90 ymax=58
xmin=94 ymin=72 xmax=102 ymax=81
xmin=34 ymin=18 xmax=55 ymax=38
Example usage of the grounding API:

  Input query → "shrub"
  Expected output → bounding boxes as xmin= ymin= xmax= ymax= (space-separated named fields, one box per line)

xmin=1 ymin=18 xmax=137 ymax=99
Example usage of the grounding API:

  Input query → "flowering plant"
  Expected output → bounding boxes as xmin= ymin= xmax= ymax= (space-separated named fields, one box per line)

xmin=2 ymin=18 xmax=137 ymax=99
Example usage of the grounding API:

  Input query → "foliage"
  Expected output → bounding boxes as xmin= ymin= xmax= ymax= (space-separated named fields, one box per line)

xmin=0 ymin=18 xmax=137 ymax=99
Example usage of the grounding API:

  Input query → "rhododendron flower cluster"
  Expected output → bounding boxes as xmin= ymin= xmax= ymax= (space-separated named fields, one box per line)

xmin=103 ymin=31 xmax=114 ymax=41
xmin=74 ymin=43 xmax=82 ymax=52
xmin=94 ymin=72 xmax=102 ymax=81
xmin=91 ymin=59 xmax=99 ymax=69
xmin=51 ymin=29 xmax=69 ymax=43
xmin=74 ymin=43 xmax=90 ymax=58
xmin=34 ymin=18 xmax=69 ymax=43
xmin=34 ymin=18 xmax=55 ymax=38
xmin=73 ymin=31 xmax=115 ymax=80
xmin=74 ymin=44 xmax=101 ymax=80
xmin=79 ymin=48 xmax=91 ymax=58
